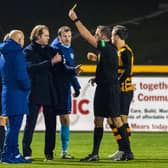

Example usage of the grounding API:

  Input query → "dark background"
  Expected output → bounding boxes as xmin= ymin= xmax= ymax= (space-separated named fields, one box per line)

xmin=0 ymin=0 xmax=167 ymax=65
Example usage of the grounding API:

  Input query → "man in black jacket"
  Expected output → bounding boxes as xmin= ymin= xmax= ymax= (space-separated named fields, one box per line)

xmin=22 ymin=25 xmax=62 ymax=161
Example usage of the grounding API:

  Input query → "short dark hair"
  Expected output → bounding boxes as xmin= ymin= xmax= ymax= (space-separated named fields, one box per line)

xmin=57 ymin=26 xmax=71 ymax=36
xmin=97 ymin=25 xmax=112 ymax=40
xmin=113 ymin=25 xmax=128 ymax=40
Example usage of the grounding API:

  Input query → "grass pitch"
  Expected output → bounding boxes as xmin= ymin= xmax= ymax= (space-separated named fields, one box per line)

xmin=1 ymin=132 xmax=168 ymax=168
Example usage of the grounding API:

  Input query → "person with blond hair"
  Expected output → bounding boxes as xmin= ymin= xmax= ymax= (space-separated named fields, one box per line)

xmin=0 ymin=30 xmax=31 ymax=163
xmin=22 ymin=25 xmax=62 ymax=161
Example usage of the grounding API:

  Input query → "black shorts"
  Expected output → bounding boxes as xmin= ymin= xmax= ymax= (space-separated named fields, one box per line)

xmin=94 ymin=85 xmax=120 ymax=118
xmin=120 ymin=91 xmax=133 ymax=115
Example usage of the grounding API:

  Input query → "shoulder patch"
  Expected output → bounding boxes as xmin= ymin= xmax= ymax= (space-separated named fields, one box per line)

xmin=100 ymin=40 xmax=106 ymax=48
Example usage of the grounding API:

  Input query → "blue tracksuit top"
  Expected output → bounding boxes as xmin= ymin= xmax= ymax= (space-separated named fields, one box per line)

xmin=51 ymin=38 xmax=81 ymax=111
xmin=0 ymin=39 xmax=30 ymax=116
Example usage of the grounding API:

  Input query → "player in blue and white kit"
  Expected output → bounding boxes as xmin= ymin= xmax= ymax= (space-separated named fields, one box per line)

xmin=51 ymin=26 xmax=81 ymax=159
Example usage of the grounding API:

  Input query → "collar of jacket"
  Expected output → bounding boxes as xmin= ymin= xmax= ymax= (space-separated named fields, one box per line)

xmin=31 ymin=41 xmax=48 ymax=49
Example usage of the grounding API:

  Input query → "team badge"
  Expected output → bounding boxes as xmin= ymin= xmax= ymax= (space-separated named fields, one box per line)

xmin=70 ymin=53 xmax=74 ymax=59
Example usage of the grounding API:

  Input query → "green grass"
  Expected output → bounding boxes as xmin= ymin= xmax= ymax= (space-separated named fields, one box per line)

xmin=1 ymin=132 xmax=168 ymax=168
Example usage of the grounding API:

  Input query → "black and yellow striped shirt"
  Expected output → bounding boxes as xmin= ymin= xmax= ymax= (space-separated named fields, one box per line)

xmin=118 ymin=44 xmax=134 ymax=92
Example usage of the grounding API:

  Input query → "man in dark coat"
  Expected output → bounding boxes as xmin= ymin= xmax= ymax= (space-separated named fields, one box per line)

xmin=22 ymin=25 xmax=62 ymax=161
xmin=0 ymin=30 xmax=31 ymax=163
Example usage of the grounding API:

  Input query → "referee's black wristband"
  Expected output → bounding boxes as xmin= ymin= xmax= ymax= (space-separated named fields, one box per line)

xmin=73 ymin=18 xmax=80 ymax=23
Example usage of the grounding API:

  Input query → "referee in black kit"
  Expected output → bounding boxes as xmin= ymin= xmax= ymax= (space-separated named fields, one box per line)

xmin=68 ymin=9 xmax=133 ymax=161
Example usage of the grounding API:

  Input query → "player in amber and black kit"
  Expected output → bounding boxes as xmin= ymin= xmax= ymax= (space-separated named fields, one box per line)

xmin=107 ymin=25 xmax=134 ymax=160
xmin=69 ymin=10 xmax=133 ymax=161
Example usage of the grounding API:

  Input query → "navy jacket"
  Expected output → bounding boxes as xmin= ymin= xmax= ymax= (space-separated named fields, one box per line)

xmin=0 ymin=39 xmax=30 ymax=116
xmin=24 ymin=41 xmax=58 ymax=106
xmin=24 ymin=41 xmax=76 ymax=109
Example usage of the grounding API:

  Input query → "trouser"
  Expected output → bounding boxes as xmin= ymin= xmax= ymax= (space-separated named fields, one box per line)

xmin=22 ymin=104 xmax=56 ymax=157
xmin=2 ymin=115 xmax=23 ymax=158
xmin=0 ymin=126 xmax=5 ymax=157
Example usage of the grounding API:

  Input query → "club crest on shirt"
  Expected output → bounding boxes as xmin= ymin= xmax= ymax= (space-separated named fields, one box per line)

xmin=70 ymin=53 xmax=74 ymax=59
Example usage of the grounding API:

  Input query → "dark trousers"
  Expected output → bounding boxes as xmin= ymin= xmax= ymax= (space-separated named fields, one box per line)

xmin=22 ymin=104 xmax=56 ymax=157
xmin=0 ymin=126 xmax=5 ymax=157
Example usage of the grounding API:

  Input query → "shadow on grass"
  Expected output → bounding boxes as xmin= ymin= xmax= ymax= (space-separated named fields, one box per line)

xmin=30 ymin=157 xmax=168 ymax=166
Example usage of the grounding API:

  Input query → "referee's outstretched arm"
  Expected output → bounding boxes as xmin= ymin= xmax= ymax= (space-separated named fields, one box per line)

xmin=69 ymin=9 xmax=97 ymax=48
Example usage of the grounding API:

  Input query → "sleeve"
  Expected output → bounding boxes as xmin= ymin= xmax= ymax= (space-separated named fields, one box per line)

xmin=71 ymin=76 xmax=81 ymax=91
xmin=50 ymin=38 xmax=60 ymax=50
xmin=24 ymin=48 xmax=52 ymax=73
xmin=14 ymin=52 xmax=30 ymax=91
xmin=119 ymin=50 xmax=132 ymax=83
xmin=0 ymin=53 xmax=5 ymax=70
xmin=63 ymin=64 xmax=76 ymax=75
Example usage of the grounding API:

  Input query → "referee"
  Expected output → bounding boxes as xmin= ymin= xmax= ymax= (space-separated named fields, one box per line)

xmin=69 ymin=10 xmax=132 ymax=161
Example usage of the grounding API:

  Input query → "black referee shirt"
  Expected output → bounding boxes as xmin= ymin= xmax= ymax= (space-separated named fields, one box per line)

xmin=95 ymin=40 xmax=118 ymax=86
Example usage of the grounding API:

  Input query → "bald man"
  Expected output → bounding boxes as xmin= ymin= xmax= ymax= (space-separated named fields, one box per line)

xmin=0 ymin=30 xmax=31 ymax=163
